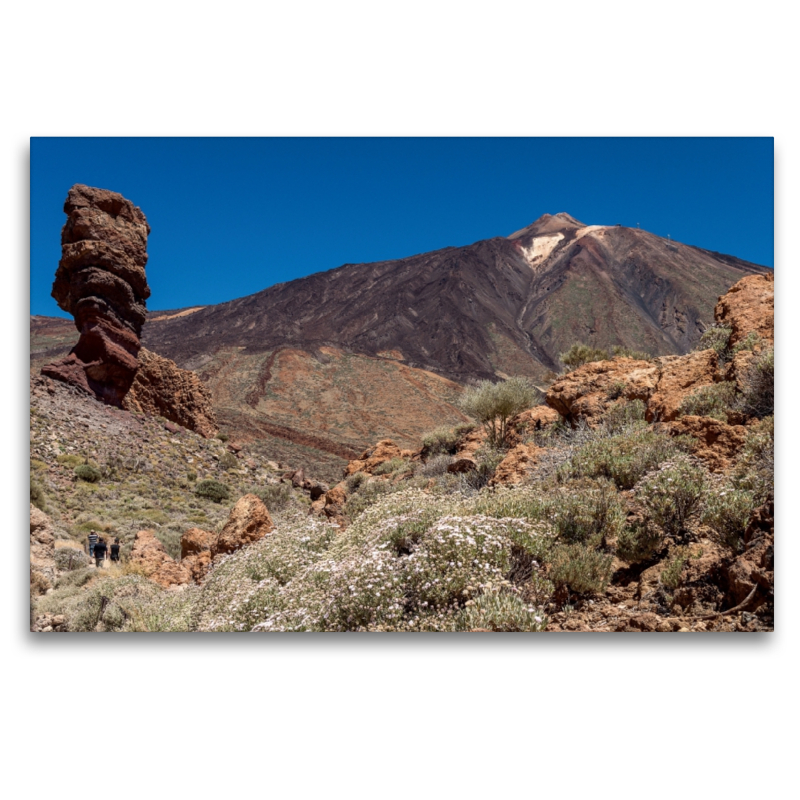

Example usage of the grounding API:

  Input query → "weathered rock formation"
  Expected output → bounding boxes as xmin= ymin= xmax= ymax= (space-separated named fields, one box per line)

xmin=714 ymin=272 xmax=774 ymax=346
xmin=180 ymin=527 xmax=215 ymax=583
xmin=122 ymin=347 xmax=219 ymax=438
xmin=130 ymin=530 xmax=190 ymax=588
xmin=344 ymin=440 xmax=414 ymax=476
xmin=42 ymin=185 xmax=151 ymax=405
xmin=176 ymin=494 xmax=276 ymax=584
xmin=213 ymin=494 xmax=275 ymax=556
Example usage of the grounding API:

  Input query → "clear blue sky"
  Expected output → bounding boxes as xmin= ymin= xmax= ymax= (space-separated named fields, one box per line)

xmin=30 ymin=137 xmax=773 ymax=318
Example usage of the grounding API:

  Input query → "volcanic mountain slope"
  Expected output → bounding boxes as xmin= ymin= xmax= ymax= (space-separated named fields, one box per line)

xmin=144 ymin=213 xmax=768 ymax=382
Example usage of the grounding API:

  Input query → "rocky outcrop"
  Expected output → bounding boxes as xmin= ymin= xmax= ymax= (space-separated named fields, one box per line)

xmin=130 ymin=530 xmax=190 ymax=588
xmin=645 ymin=350 xmax=718 ymax=422
xmin=344 ymin=440 xmax=413 ymax=476
xmin=177 ymin=495 xmax=276 ymax=583
xmin=30 ymin=504 xmax=56 ymax=596
xmin=122 ymin=347 xmax=218 ymax=438
xmin=657 ymin=416 xmax=748 ymax=472
xmin=180 ymin=527 xmax=215 ymax=583
xmin=491 ymin=443 xmax=544 ymax=485
xmin=714 ymin=272 xmax=774 ymax=346
xmin=213 ymin=494 xmax=275 ymax=557
xmin=546 ymin=357 xmax=660 ymax=423
xmin=42 ymin=185 xmax=151 ymax=406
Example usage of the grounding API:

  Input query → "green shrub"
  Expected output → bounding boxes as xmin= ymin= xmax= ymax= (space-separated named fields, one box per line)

xmin=612 ymin=345 xmax=652 ymax=361
xmin=549 ymin=479 xmax=625 ymax=547
xmin=30 ymin=475 xmax=47 ymax=511
xmin=458 ymin=377 xmax=540 ymax=447
xmin=605 ymin=380 xmax=627 ymax=400
xmin=601 ymin=399 xmax=647 ymax=433
xmin=701 ymin=484 xmax=757 ymax=553
xmin=616 ymin=520 xmax=663 ymax=563
xmin=738 ymin=348 xmax=773 ymax=418
xmin=57 ymin=453 xmax=85 ymax=468
xmin=345 ymin=471 xmax=369 ymax=493
xmin=187 ymin=470 xmax=197 ymax=482
xmin=733 ymin=416 xmax=773 ymax=503
xmin=54 ymin=548 xmax=90 ymax=571
xmin=458 ymin=444 xmax=506 ymax=491
xmin=637 ymin=457 xmax=707 ymax=538
xmin=216 ymin=432 xmax=230 ymax=442
xmin=453 ymin=590 xmax=547 ymax=632
xmin=372 ymin=457 xmax=409 ymax=476
xmin=256 ymin=483 xmax=294 ymax=511
xmin=74 ymin=464 xmax=102 ymax=483
xmin=660 ymin=548 xmax=688 ymax=591
xmin=696 ymin=325 xmax=732 ymax=355
xmin=559 ymin=343 xmax=609 ymax=369
xmin=418 ymin=454 xmax=453 ymax=477
xmin=219 ymin=451 xmax=238 ymax=470
xmin=342 ymin=479 xmax=394 ymax=519
xmin=421 ymin=423 xmax=476 ymax=456
xmin=731 ymin=331 xmax=762 ymax=355
xmin=195 ymin=479 xmax=230 ymax=503
xmin=566 ymin=428 xmax=689 ymax=490
xmin=549 ymin=544 xmax=614 ymax=596
xmin=678 ymin=381 xmax=737 ymax=421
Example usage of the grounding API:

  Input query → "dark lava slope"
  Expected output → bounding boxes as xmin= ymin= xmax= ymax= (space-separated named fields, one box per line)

xmin=143 ymin=214 xmax=769 ymax=383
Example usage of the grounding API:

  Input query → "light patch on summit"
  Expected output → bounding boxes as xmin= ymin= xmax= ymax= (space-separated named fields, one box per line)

xmin=574 ymin=225 xmax=609 ymax=241
xmin=521 ymin=233 xmax=564 ymax=269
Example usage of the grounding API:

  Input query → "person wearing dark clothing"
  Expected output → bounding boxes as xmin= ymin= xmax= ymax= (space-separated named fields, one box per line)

xmin=94 ymin=538 xmax=108 ymax=568
xmin=110 ymin=538 xmax=121 ymax=563
xmin=87 ymin=531 xmax=99 ymax=558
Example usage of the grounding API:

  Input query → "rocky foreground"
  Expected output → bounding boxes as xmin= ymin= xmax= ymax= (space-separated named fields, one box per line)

xmin=30 ymin=273 xmax=773 ymax=632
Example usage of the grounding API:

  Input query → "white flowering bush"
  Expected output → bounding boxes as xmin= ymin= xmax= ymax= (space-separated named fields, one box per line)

xmin=547 ymin=479 xmax=625 ymax=547
xmin=637 ymin=456 xmax=707 ymax=538
xmin=701 ymin=480 xmax=757 ymax=553
xmin=453 ymin=589 xmax=548 ymax=632
xmin=188 ymin=488 xmax=555 ymax=632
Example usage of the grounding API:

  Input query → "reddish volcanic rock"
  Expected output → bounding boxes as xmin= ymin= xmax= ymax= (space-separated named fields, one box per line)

xmin=714 ymin=272 xmax=774 ymax=347
xmin=42 ymin=185 xmax=151 ymax=406
xmin=645 ymin=350 xmax=718 ymax=422
xmin=130 ymin=530 xmax=191 ymax=588
xmin=490 ymin=443 xmax=544 ymax=485
xmin=213 ymin=494 xmax=275 ymax=557
xmin=122 ymin=347 xmax=218 ymax=438
xmin=344 ymin=440 xmax=413 ymax=476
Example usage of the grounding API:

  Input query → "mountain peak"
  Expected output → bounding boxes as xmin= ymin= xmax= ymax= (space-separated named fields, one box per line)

xmin=508 ymin=212 xmax=586 ymax=240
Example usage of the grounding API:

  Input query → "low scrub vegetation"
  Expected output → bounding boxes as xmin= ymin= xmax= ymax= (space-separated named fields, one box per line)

xmin=559 ymin=343 xmax=609 ymax=369
xmin=195 ymin=479 xmax=230 ymax=503
xmin=678 ymin=382 xmax=737 ymax=421
xmin=458 ymin=377 xmax=540 ymax=447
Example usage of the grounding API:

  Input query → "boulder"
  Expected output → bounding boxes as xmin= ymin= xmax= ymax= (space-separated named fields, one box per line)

xmin=212 ymin=494 xmax=275 ymax=556
xmin=130 ymin=530 xmax=191 ymax=588
xmin=714 ymin=272 xmax=774 ymax=347
xmin=180 ymin=527 xmax=214 ymax=583
xmin=42 ymin=185 xmax=151 ymax=406
xmin=30 ymin=504 xmax=56 ymax=595
xmin=122 ymin=347 xmax=218 ymax=438
xmin=344 ymin=440 xmax=411 ymax=476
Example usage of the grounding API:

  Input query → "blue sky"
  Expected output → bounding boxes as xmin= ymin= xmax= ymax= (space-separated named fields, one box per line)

xmin=30 ymin=137 xmax=774 ymax=318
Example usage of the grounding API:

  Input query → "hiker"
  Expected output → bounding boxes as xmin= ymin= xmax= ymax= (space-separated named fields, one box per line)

xmin=110 ymin=537 xmax=121 ymax=563
xmin=87 ymin=530 xmax=98 ymax=558
xmin=94 ymin=537 xmax=108 ymax=568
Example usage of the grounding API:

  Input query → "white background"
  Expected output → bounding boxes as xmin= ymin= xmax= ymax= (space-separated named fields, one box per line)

xmin=3 ymin=3 xmax=796 ymax=798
